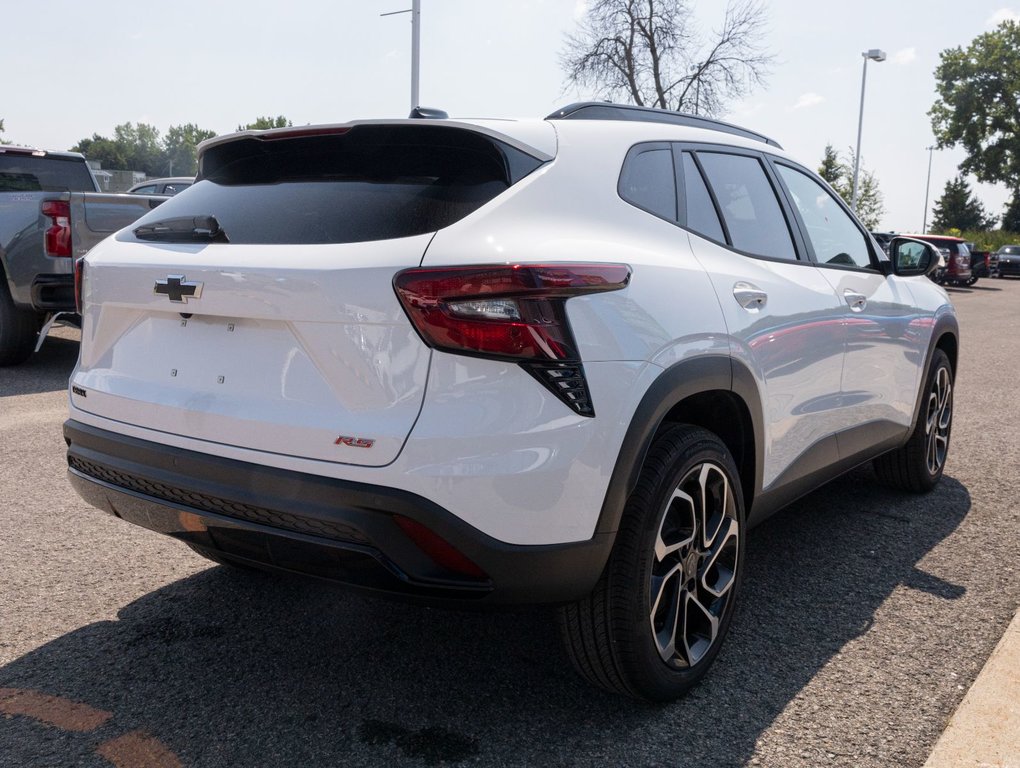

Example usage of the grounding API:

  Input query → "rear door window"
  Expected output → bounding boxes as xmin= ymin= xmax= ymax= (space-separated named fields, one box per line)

xmin=696 ymin=152 xmax=798 ymax=261
xmin=680 ymin=152 xmax=726 ymax=243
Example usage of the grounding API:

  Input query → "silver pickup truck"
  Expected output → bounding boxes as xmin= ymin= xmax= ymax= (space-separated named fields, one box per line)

xmin=0 ymin=145 xmax=166 ymax=365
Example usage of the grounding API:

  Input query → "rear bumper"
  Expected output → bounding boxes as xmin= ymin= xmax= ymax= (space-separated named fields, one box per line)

xmin=64 ymin=420 xmax=613 ymax=605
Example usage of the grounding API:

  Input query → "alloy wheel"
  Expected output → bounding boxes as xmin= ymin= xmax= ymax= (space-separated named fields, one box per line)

xmin=649 ymin=462 xmax=739 ymax=669
xmin=925 ymin=365 xmax=952 ymax=476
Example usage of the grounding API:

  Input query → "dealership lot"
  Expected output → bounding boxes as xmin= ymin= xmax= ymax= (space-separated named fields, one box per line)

xmin=1 ymin=280 xmax=1018 ymax=768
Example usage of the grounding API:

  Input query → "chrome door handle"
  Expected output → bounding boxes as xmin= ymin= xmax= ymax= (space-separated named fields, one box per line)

xmin=733 ymin=282 xmax=767 ymax=311
xmin=844 ymin=290 xmax=867 ymax=312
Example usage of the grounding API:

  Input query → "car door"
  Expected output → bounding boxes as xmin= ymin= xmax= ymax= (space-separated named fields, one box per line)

xmin=678 ymin=147 xmax=848 ymax=490
xmin=770 ymin=161 xmax=923 ymax=458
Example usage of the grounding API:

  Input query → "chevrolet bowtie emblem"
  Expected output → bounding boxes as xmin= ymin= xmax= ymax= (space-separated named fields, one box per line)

xmin=154 ymin=275 xmax=203 ymax=303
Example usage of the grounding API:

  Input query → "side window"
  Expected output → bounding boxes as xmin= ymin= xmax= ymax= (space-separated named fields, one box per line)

xmin=697 ymin=152 xmax=798 ymax=260
xmin=619 ymin=146 xmax=677 ymax=222
xmin=131 ymin=184 xmax=157 ymax=194
xmin=681 ymin=152 xmax=725 ymax=242
xmin=775 ymin=164 xmax=873 ymax=269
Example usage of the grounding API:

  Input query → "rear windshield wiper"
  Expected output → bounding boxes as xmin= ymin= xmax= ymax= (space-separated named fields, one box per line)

xmin=134 ymin=215 xmax=228 ymax=243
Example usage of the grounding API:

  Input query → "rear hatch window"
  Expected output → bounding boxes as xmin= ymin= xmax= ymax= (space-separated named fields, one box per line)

xmin=125 ymin=125 xmax=544 ymax=245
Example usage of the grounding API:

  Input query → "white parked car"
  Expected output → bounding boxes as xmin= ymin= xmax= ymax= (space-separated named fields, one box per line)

xmin=65 ymin=103 xmax=958 ymax=700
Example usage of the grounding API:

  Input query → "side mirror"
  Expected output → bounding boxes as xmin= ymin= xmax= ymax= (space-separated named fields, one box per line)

xmin=888 ymin=237 xmax=937 ymax=277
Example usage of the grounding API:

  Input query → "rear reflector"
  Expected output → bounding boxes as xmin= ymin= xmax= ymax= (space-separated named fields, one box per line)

xmin=42 ymin=200 xmax=71 ymax=257
xmin=393 ymin=515 xmax=488 ymax=580
xmin=74 ymin=257 xmax=85 ymax=313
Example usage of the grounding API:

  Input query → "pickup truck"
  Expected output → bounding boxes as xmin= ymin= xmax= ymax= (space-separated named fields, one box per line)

xmin=0 ymin=145 xmax=166 ymax=365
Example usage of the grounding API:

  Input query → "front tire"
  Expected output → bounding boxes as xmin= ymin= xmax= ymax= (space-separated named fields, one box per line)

xmin=873 ymin=348 xmax=954 ymax=492
xmin=559 ymin=425 xmax=745 ymax=701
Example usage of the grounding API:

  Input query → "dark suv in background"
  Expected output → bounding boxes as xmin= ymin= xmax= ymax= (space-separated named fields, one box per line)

xmin=907 ymin=234 xmax=973 ymax=286
xmin=994 ymin=244 xmax=1020 ymax=278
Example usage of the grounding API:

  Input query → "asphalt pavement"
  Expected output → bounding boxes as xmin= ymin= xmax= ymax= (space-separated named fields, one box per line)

xmin=1 ymin=279 xmax=1019 ymax=768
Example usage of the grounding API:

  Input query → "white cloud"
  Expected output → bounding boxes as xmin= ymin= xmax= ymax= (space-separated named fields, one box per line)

xmin=892 ymin=47 xmax=916 ymax=65
xmin=792 ymin=93 xmax=825 ymax=110
xmin=987 ymin=8 xmax=1020 ymax=25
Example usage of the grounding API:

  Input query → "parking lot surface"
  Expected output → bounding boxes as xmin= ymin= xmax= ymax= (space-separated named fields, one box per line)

xmin=2 ymin=279 xmax=1019 ymax=768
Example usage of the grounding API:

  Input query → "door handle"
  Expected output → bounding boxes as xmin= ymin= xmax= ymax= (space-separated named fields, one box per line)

xmin=843 ymin=290 xmax=867 ymax=312
xmin=733 ymin=282 xmax=767 ymax=311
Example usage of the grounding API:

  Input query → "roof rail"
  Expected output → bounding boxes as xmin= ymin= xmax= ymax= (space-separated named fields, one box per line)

xmin=546 ymin=102 xmax=782 ymax=149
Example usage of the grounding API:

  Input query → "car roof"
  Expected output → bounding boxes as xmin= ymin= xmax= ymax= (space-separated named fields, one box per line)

xmin=0 ymin=145 xmax=86 ymax=161
xmin=902 ymin=234 xmax=964 ymax=242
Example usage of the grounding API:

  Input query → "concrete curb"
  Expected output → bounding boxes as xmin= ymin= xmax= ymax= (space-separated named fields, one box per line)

xmin=923 ymin=607 xmax=1020 ymax=768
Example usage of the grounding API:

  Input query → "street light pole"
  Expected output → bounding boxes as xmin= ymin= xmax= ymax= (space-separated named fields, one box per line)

xmin=923 ymin=145 xmax=935 ymax=234
xmin=851 ymin=48 xmax=886 ymax=211
xmin=382 ymin=0 xmax=422 ymax=113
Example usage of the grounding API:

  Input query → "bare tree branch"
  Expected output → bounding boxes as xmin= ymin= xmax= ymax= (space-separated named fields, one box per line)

xmin=561 ymin=0 xmax=774 ymax=117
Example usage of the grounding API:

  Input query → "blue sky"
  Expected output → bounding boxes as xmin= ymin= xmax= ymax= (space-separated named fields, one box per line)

xmin=2 ymin=0 xmax=1015 ymax=231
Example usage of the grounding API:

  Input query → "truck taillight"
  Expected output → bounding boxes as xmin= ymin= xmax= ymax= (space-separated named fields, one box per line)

xmin=393 ymin=263 xmax=631 ymax=416
xmin=74 ymin=257 xmax=85 ymax=313
xmin=42 ymin=200 xmax=72 ymax=257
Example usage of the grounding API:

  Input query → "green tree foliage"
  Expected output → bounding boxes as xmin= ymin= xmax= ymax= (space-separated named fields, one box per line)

xmin=930 ymin=21 xmax=1020 ymax=192
xmin=815 ymin=144 xmax=885 ymax=229
xmin=930 ymin=175 xmax=996 ymax=232
xmin=238 ymin=116 xmax=292 ymax=131
xmin=1002 ymin=196 xmax=1020 ymax=233
xmin=561 ymin=0 xmax=773 ymax=116
xmin=71 ymin=122 xmax=217 ymax=176
xmin=163 ymin=123 xmax=217 ymax=176
xmin=0 ymin=118 xmax=6 ymax=143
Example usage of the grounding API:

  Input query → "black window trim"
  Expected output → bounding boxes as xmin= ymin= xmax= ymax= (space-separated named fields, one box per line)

xmin=616 ymin=141 xmax=680 ymax=224
xmin=767 ymin=157 xmax=884 ymax=274
xmin=678 ymin=142 xmax=812 ymax=266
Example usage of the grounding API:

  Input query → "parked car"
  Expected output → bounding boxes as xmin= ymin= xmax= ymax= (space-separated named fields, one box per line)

xmin=65 ymin=103 xmax=958 ymax=701
xmin=993 ymin=244 xmax=1020 ymax=277
xmin=126 ymin=177 xmax=194 ymax=196
xmin=904 ymin=234 xmax=973 ymax=286
xmin=870 ymin=231 xmax=897 ymax=255
xmin=0 ymin=145 xmax=167 ymax=365
xmin=963 ymin=242 xmax=997 ymax=284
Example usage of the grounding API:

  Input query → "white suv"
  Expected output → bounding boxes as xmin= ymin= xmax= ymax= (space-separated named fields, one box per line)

xmin=65 ymin=103 xmax=958 ymax=701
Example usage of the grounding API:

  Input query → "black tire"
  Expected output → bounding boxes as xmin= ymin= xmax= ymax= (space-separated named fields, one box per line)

xmin=558 ymin=424 xmax=745 ymax=701
xmin=963 ymin=275 xmax=978 ymax=287
xmin=873 ymin=348 xmax=953 ymax=493
xmin=0 ymin=275 xmax=38 ymax=367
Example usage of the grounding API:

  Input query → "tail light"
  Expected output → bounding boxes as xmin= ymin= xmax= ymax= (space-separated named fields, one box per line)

xmin=74 ymin=257 xmax=85 ymax=313
xmin=42 ymin=200 xmax=72 ymax=257
xmin=393 ymin=263 xmax=631 ymax=416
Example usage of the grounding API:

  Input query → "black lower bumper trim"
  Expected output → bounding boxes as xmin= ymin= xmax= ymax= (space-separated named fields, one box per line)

xmin=31 ymin=274 xmax=75 ymax=311
xmin=64 ymin=420 xmax=614 ymax=605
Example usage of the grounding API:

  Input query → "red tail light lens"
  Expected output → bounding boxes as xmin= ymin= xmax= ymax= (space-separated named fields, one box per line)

xmin=74 ymin=257 xmax=85 ymax=313
xmin=393 ymin=264 xmax=631 ymax=362
xmin=42 ymin=200 xmax=72 ymax=257
xmin=393 ymin=264 xmax=630 ymax=417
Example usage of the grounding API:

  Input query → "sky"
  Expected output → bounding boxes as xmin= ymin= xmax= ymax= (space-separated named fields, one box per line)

xmin=1 ymin=0 xmax=1015 ymax=232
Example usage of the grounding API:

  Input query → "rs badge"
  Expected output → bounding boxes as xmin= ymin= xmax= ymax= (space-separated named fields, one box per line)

xmin=335 ymin=435 xmax=375 ymax=449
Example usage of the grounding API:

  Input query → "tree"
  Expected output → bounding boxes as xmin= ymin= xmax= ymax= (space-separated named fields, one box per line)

xmin=238 ymin=116 xmax=292 ymax=131
xmin=930 ymin=21 xmax=1020 ymax=197
xmin=561 ymin=0 xmax=773 ymax=116
xmin=1002 ymin=196 xmax=1020 ymax=232
xmin=163 ymin=123 xmax=217 ymax=176
xmin=930 ymin=175 xmax=996 ymax=232
xmin=0 ymin=118 xmax=6 ymax=143
xmin=71 ymin=121 xmax=217 ymax=176
xmin=816 ymin=144 xmax=885 ymax=229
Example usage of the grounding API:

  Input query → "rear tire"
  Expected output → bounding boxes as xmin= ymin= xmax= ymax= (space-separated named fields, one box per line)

xmin=559 ymin=425 xmax=745 ymax=701
xmin=0 ymin=276 xmax=38 ymax=367
xmin=873 ymin=348 xmax=953 ymax=492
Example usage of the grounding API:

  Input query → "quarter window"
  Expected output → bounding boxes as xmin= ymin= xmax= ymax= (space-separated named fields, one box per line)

xmin=619 ymin=147 xmax=677 ymax=222
xmin=776 ymin=164 xmax=872 ymax=269
xmin=697 ymin=152 xmax=797 ymax=260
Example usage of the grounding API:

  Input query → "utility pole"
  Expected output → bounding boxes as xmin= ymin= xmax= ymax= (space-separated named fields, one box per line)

xmin=922 ymin=145 xmax=935 ymax=234
xmin=852 ymin=49 xmax=886 ymax=211
xmin=382 ymin=0 xmax=421 ymax=113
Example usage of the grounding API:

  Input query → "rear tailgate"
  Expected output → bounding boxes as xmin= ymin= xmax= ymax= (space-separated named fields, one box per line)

xmin=71 ymin=122 xmax=548 ymax=467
